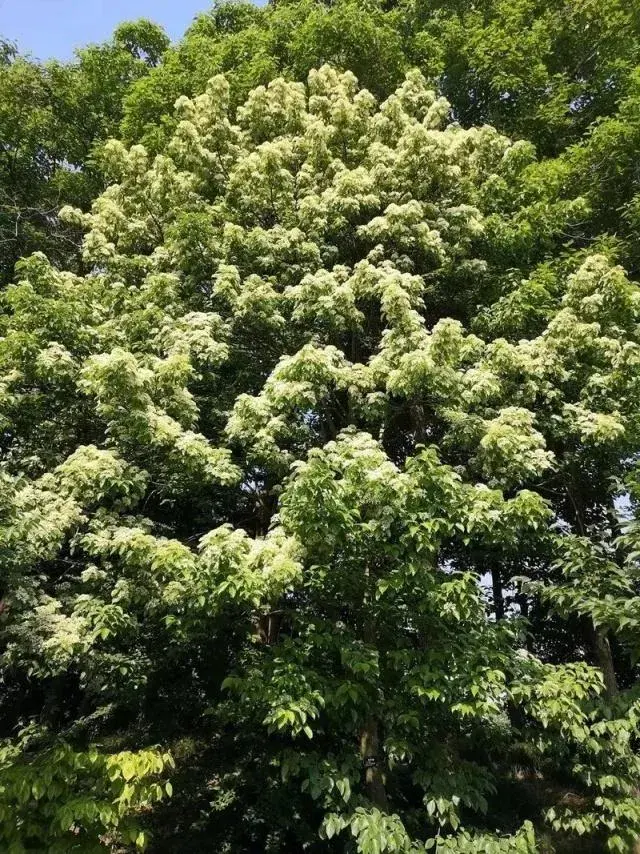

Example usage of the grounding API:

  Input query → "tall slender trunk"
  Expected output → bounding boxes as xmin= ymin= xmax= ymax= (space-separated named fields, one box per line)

xmin=360 ymin=565 xmax=388 ymax=811
xmin=491 ymin=564 xmax=505 ymax=621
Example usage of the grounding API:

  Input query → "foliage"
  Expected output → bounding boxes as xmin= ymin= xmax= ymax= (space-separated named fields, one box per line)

xmin=2 ymin=2 xmax=640 ymax=853
xmin=0 ymin=20 xmax=168 ymax=284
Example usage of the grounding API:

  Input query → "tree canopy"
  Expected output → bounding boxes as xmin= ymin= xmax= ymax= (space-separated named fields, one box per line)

xmin=3 ymin=2 xmax=640 ymax=853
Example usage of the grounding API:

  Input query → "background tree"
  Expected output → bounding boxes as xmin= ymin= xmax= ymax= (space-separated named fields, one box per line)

xmin=0 ymin=20 xmax=168 ymax=285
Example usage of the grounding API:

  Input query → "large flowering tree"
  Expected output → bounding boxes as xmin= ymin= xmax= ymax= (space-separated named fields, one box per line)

xmin=1 ymin=65 xmax=640 ymax=852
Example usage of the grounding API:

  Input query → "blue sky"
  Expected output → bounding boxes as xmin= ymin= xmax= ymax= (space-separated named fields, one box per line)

xmin=0 ymin=0 xmax=213 ymax=60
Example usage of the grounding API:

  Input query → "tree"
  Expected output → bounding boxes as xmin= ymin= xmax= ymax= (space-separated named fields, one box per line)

xmin=120 ymin=0 xmax=640 ymax=158
xmin=0 ymin=20 xmax=169 ymax=285
xmin=2 ymin=61 xmax=640 ymax=852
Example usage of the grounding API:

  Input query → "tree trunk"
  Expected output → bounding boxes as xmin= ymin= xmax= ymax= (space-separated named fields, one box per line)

xmin=360 ymin=715 xmax=389 ymax=811
xmin=566 ymin=476 xmax=619 ymax=699
xmin=492 ymin=564 xmax=505 ymax=621
xmin=515 ymin=592 xmax=529 ymax=619
xmin=360 ymin=565 xmax=388 ymax=811
xmin=585 ymin=619 xmax=618 ymax=699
